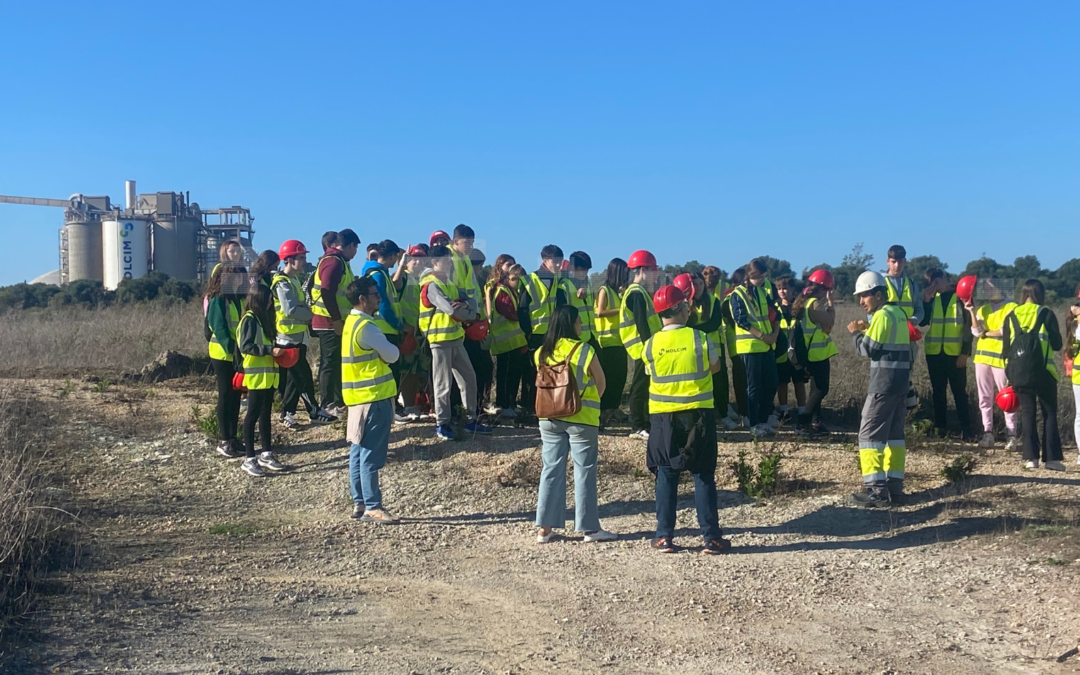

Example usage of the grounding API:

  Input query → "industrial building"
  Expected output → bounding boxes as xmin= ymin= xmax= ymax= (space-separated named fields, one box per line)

xmin=0 ymin=181 xmax=254 ymax=289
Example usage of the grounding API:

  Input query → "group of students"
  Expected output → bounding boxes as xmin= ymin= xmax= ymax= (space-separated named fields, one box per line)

xmin=202 ymin=231 xmax=1078 ymax=547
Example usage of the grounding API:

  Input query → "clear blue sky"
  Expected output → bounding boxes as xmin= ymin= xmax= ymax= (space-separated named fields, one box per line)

xmin=1 ymin=2 xmax=1077 ymax=285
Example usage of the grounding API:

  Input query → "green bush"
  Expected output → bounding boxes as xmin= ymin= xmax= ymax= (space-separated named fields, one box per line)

xmin=941 ymin=454 xmax=978 ymax=483
xmin=730 ymin=449 xmax=783 ymax=498
xmin=191 ymin=404 xmax=219 ymax=440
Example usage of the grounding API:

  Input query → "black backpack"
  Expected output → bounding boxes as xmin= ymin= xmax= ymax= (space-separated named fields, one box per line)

xmin=1005 ymin=308 xmax=1050 ymax=390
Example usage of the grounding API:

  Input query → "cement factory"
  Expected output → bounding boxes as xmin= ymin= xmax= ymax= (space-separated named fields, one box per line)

xmin=0 ymin=182 xmax=254 ymax=289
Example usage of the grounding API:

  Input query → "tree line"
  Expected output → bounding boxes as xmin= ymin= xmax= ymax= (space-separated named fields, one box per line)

xmin=0 ymin=272 xmax=200 ymax=311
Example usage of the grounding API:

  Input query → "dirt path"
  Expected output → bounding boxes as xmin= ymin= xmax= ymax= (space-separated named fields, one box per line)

xmin=5 ymin=378 xmax=1080 ymax=675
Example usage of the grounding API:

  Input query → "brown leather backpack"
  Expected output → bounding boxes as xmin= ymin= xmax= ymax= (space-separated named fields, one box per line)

xmin=535 ymin=342 xmax=583 ymax=419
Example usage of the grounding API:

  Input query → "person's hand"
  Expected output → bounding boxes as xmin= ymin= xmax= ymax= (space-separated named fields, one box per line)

xmin=963 ymin=299 xmax=975 ymax=312
xmin=956 ymin=354 xmax=968 ymax=369
xmin=1071 ymin=305 xmax=1080 ymax=317
xmin=451 ymin=300 xmax=467 ymax=310
xmin=577 ymin=288 xmax=587 ymax=300
xmin=847 ymin=320 xmax=868 ymax=334
xmin=272 ymin=347 xmax=283 ymax=357
xmin=826 ymin=289 xmax=834 ymax=305
xmin=761 ymin=334 xmax=777 ymax=346
xmin=333 ymin=320 xmax=344 ymax=336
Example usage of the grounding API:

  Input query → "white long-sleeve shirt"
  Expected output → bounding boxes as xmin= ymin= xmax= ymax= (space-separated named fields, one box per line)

xmin=351 ymin=310 xmax=400 ymax=364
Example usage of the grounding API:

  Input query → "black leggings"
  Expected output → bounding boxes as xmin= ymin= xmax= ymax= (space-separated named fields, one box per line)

xmin=211 ymin=359 xmax=241 ymax=442
xmin=803 ymin=358 xmax=831 ymax=423
xmin=243 ymin=388 xmax=274 ymax=458
xmin=495 ymin=348 xmax=527 ymax=409
xmin=598 ymin=345 xmax=628 ymax=411
xmin=280 ymin=344 xmax=317 ymax=416
xmin=1017 ymin=379 xmax=1062 ymax=463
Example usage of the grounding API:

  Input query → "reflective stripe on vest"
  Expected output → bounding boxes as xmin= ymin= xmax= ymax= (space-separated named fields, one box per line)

xmin=489 ymin=285 xmax=528 ymax=356
xmin=733 ymin=285 xmax=772 ymax=355
xmin=522 ymin=272 xmax=557 ymax=335
xmin=594 ymin=285 xmax=623 ymax=348
xmin=271 ymin=274 xmax=307 ymax=335
xmin=341 ymin=314 xmax=398 ymax=405
xmin=418 ymin=274 xmax=465 ymax=343
xmin=364 ymin=266 xmax=402 ymax=336
xmin=533 ymin=338 xmax=601 ymax=426
xmin=801 ymin=297 xmax=838 ymax=362
xmin=866 ymin=305 xmax=912 ymax=371
xmin=618 ymin=284 xmax=662 ymax=360
xmin=239 ymin=312 xmax=280 ymax=390
xmin=208 ymin=299 xmax=240 ymax=361
xmin=560 ymin=277 xmax=594 ymax=343
xmin=925 ymin=293 xmax=963 ymax=356
xmin=974 ymin=302 xmax=1017 ymax=368
xmin=643 ymin=327 xmax=714 ymax=414
xmin=311 ymin=254 xmax=355 ymax=318
xmin=885 ymin=277 xmax=915 ymax=320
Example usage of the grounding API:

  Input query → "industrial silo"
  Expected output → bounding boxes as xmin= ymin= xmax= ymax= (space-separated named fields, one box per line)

xmin=150 ymin=191 xmax=199 ymax=281
xmin=65 ymin=217 xmax=104 ymax=283
xmin=102 ymin=217 xmax=150 ymax=290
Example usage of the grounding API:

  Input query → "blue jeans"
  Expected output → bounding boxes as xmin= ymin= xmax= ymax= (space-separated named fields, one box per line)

xmin=536 ymin=420 xmax=601 ymax=532
xmin=742 ymin=352 xmax=778 ymax=426
xmin=349 ymin=398 xmax=393 ymax=510
xmin=654 ymin=465 xmax=722 ymax=541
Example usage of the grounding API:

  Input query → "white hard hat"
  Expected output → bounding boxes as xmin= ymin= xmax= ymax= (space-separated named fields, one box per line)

xmin=854 ymin=270 xmax=886 ymax=295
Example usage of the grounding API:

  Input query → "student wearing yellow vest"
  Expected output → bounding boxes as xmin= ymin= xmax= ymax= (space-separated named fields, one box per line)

xmin=594 ymin=258 xmax=630 ymax=423
xmin=965 ymin=279 xmax=1019 ymax=450
xmin=774 ymin=277 xmax=807 ymax=422
xmin=791 ymin=270 xmax=837 ymax=435
xmin=621 ymin=250 xmax=663 ymax=440
xmin=205 ymin=263 xmax=247 ymax=458
xmin=420 ymin=246 xmax=492 ymax=440
xmin=558 ymin=251 xmax=596 ymax=347
xmin=395 ymin=245 xmax=430 ymax=420
xmin=237 ymin=282 xmax=287 ymax=477
xmin=312 ymin=229 xmax=361 ymax=416
xmin=490 ymin=264 xmax=528 ymax=418
xmin=450 ymin=225 xmax=494 ymax=415
xmin=643 ymin=285 xmax=730 ymax=554
xmin=273 ymin=240 xmax=337 ymax=429
xmin=519 ymin=245 xmax=568 ymax=415
xmin=847 ymin=271 xmax=911 ymax=508
xmin=204 ymin=239 xmax=246 ymax=316
xmin=248 ymin=250 xmax=280 ymax=290
xmin=534 ymin=305 xmax=616 ymax=544
xmin=1002 ymin=279 xmax=1064 ymax=471
xmin=730 ymin=258 xmax=781 ymax=439
xmin=1066 ymin=300 xmax=1080 ymax=464
xmin=885 ymin=245 xmax=922 ymax=413
xmin=679 ymin=272 xmax=734 ymax=432
xmin=719 ymin=267 xmax=750 ymax=424
xmin=362 ymin=240 xmax=408 ymax=421
xmin=919 ymin=269 xmax=974 ymax=440
xmin=341 ymin=277 xmax=401 ymax=523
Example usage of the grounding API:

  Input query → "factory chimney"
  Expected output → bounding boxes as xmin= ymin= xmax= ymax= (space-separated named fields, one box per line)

xmin=125 ymin=180 xmax=136 ymax=211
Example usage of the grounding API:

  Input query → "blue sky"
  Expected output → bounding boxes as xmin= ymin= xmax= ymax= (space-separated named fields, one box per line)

xmin=1 ymin=1 xmax=1077 ymax=284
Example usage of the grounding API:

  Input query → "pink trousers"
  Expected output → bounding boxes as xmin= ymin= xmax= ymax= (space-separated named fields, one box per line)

xmin=975 ymin=363 xmax=1017 ymax=436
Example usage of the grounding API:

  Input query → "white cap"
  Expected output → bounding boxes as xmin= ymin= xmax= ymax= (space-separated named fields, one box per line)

xmin=854 ymin=270 xmax=886 ymax=295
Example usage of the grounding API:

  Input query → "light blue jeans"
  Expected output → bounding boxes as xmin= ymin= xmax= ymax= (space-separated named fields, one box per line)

xmin=349 ymin=398 xmax=393 ymax=510
xmin=536 ymin=420 xmax=601 ymax=532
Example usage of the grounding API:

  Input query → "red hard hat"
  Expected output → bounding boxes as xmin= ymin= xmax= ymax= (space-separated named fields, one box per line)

xmin=278 ymin=240 xmax=309 ymax=260
xmin=908 ymin=321 xmax=923 ymax=342
xmin=956 ymin=275 xmax=977 ymax=304
xmin=628 ymin=250 xmax=658 ymax=270
xmin=996 ymin=385 xmax=1020 ymax=413
xmin=672 ymin=273 xmax=695 ymax=301
xmin=652 ymin=285 xmax=686 ymax=314
xmin=407 ymin=245 xmax=426 ymax=257
xmin=808 ymin=269 xmax=835 ymax=290
xmin=400 ymin=331 xmax=417 ymax=355
xmin=274 ymin=347 xmax=300 ymax=369
xmin=231 ymin=372 xmax=247 ymax=392
xmin=465 ymin=320 xmax=490 ymax=342
xmin=429 ymin=230 xmax=451 ymax=246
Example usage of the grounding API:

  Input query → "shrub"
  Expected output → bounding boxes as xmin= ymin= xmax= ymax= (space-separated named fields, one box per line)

xmin=730 ymin=449 xmax=783 ymax=498
xmin=941 ymin=454 xmax=978 ymax=483
xmin=192 ymin=404 xmax=219 ymax=440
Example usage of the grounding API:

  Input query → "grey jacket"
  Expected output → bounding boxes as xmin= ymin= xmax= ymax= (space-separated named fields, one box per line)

xmin=273 ymin=275 xmax=312 ymax=346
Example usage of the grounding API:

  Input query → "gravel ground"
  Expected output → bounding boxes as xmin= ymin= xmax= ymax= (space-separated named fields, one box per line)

xmin=4 ymin=377 xmax=1080 ymax=675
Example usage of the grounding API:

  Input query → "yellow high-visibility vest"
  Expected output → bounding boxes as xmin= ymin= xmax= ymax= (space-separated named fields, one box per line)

xmin=521 ymin=271 xmax=558 ymax=337
xmin=534 ymin=338 xmax=601 ymax=426
xmin=208 ymin=299 xmax=240 ymax=361
xmin=451 ymin=249 xmax=484 ymax=320
xmin=885 ymin=276 xmax=916 ymax=320
xmin=489 ymin=285 xmax=527 ymax=356
xmin=418 ymin=274 xmax=465 ymax=344
xmin=559 ymin=277 xmax=594 ymax=343
xmin=364 ymin=265 xmax=402 ymax=336
xmin=594 ymin=285 xmax=623 ymax=348
xmin=341 ymin=312 xmax=397 ymax=405
xmin=239 ymin=312 xmax=279 ymax=390
xmin=400 ymin=272 xmax=420 ymax=329
xmin=311 ymin=254 xmax=355 ymax=319
xmin=1008 ymin=303 xmax=1058 ymax=381
xmin=732 ymin=285 xmax=772 ymax=355
xmin=802 ymin=297 xmax=838 ymax=362
xmin=271 ymin=274 xmax=307 ymax=336
xmin=619 ymin=283 xmax=662 ymax=360
xmin=925 ymin=293 xmax=963 ymax=356
xmin=974 ymin=302 xmax=1017 ymax=369
xmin=643 ymin=327 xmax=714 ymax=414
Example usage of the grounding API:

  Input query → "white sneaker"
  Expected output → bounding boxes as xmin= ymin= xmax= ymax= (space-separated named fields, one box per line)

xmin=721 ymin=417 xmax=738 ymax=431
xmin=977 ymin=432 xmax=995 ymax=449
xmin=258 ymin=451 xmax=285 ymax=471
xmin=583 ymin=529 xmax=617 ymax=543
xmin=484 ymin=404 xmax=501 ymax=416
xmin=741 ymin=417 xmax=751 ymax=429
xmin=242 ymin=457 xmax=266 ymax=477
xmin=628 ymin=429 xmax=649 ymax=441
xmin=1044 ymin=461 xmax=1066 ymax=472
xmin=403 ymin=407 xmax=421 ymax=421
xmin=751 ymin=424 xmax=775 ymax=439
xmin=393 ymin=412 xmax=411 ymax=425
xmin=1005 ymin=437 xmax=1020 ymax=452
xmin=499 ymin=407 xmax=518 ymax=419
xmin=280 ymin=412 xmax=298 ymax=430
xmin=1024 ymin=460 xmax=1039 ymax=470
xmin=766 ymin=414 xmax=780 ymax=429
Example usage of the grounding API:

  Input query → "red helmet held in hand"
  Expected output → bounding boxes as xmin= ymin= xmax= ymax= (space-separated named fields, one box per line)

xmin=653 ymin=285 xmax=686 ymax=314
xmin=956 ymin=275 xmax=977 ymax=304
xmin=465 ymin=320 xmax=490 ymax=341
xmin=808 ymin=269 xmax=835 ymax=290
xmin=274 ymin=347 xmax=300 ymax=369
xmin=908 ymin=321 xmax=923 ymax=342
xmin=996 ymin=386 xmax=1020 ymax=413
xmin=400 ymin=331 xmax=417 ymax=355
xmin=672 ymin=273 xmax=695 ymax=301
xmin=628 ymin=250 xmax=658 ymax=270
xmin=231 ymin=372 xmax=247 ymax=392
xmin=278 ymin=240 xmax=309 ymax=261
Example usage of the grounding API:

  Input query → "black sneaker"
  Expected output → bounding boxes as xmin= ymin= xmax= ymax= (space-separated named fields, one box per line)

xmin=216 ymin=440 xmax=241 ymax=458
xmin=850 ymin=490 xmax=891 ymax=509
xmin=702 ymin=537 xmax=732 ymax=555
xmin=651 ymin=537 xmax=676 ymax=553
xmin=350 ymin=503 xmax=364 ymax=519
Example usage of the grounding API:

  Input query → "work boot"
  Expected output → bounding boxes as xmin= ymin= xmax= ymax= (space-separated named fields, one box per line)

xmin=886 ymin=478 xmax=906 ymax=505
xmin=850 ymin=487 xmax=891 ymax=509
